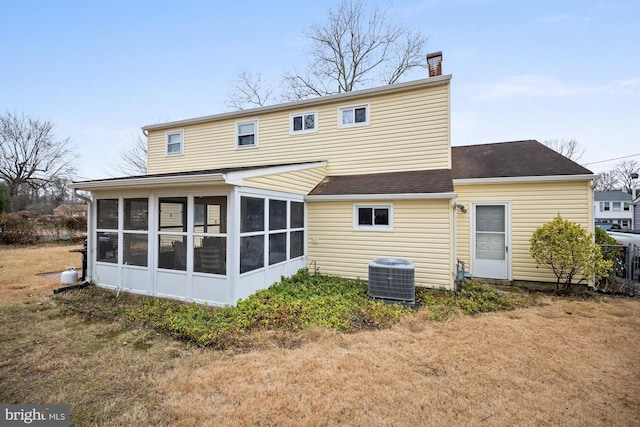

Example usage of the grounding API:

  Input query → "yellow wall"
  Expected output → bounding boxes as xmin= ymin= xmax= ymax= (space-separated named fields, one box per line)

xmin=307 ymin=199 xmax=454 ymax=289
xmin=147 ymin=81 xmax=450 ymax=176
xmin=454 ymin=179 xmax=593 ymax=283
xmin=243 ymin=166 xmax=327 ymax=195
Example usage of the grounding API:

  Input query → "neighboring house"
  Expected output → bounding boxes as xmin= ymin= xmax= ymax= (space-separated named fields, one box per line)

xmin=69 ymin=72 xmax=594 ymax=306
xmin=53 ymin=203 xmax=88 ymax=217
xmin=593 ymin=191 xmax=633 ymax=229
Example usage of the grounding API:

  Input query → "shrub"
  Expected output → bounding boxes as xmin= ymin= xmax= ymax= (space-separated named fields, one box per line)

xmin=530 ymin=214 xmax=613 ymax=293
xmin=0 ymin=212 xmax=40 ymax=244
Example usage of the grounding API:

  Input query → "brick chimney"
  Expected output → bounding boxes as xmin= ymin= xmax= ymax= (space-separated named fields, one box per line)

xmin=427 ymin=51 xmax=443 ymax=77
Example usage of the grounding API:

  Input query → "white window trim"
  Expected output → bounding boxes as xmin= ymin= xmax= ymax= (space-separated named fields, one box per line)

xmin=353 ymin=204 xmax=393 ymax=231
xmin=338 ymin=103 xmax=370 ymax=128
xmin=165 ymin=130 xmax=184 ymax=156
xmin=236 ymin=119 xmax=259 ymax=149
xmin=289 ymin=111 xmax=318 ymax=135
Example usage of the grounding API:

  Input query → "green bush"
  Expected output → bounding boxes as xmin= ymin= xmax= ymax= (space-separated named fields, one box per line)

xmin=530 ymin=215 xmax=613 ymax=293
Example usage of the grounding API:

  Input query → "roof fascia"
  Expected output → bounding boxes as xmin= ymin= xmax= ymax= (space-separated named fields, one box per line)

xmin=143 ymin=76 xmax=452 ymax=132
xmin=453 ymin=174 xmax=596 ymax=186
xmin=68 ymin=173 xmax=226 ymax=191
xmin=305 ymin=192 xmax=457 ymax=202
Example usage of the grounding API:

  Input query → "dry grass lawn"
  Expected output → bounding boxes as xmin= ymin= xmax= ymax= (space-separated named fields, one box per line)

xmin=1 ymin=244 xmax=639 ymax=426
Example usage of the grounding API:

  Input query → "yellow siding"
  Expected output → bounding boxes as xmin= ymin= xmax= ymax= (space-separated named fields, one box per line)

xmin=307 ymin=199 xmax=454 ymax=289
xmin=147 ymin=82 xmax=450 ymax=176
xmin=244 ymin=166 xmax=326 ymax=195
xmin=454 ymin=180 xmax=593 ymax=283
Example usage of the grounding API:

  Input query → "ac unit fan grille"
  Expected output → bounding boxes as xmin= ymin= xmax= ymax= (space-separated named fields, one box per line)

xmin=368 ymin=258 xmax=415 ymax=304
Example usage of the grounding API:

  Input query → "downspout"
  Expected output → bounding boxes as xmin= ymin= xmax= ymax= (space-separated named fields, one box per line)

xmin=74 ymin=189 xmax=93 ymax=284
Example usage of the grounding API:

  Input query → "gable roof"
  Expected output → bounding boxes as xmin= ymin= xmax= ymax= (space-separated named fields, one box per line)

xmin=308 ymin=169 xmax=453 ymax=197
xmin=451 ymin=140 xmax=593 ymax=180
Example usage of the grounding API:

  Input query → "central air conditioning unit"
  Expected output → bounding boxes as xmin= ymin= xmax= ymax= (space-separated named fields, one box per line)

xmin=368 ymin=258 xmax=415 ymax=306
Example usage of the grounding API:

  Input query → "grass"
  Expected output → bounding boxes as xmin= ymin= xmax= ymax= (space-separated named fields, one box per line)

xmin=54 ymin=269 xmax=521 ymax=350
xmin=1 ymin=244 xmax=639 ymax=426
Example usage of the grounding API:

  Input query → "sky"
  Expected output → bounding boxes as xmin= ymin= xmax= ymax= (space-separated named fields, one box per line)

xmin=1 ymin=0 xmax=638 ymax=181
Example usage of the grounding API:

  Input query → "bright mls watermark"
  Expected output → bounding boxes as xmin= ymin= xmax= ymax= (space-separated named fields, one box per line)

xmin=1 ymin=404 xmax=69 ymax=426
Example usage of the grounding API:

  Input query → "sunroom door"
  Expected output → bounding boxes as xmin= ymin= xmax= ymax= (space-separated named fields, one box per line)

xmin=472 ymin=203 xmax=509 ymax=280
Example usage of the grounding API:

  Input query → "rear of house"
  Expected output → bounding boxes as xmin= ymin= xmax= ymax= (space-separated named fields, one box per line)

xmin=70 ymin=74 xmax=594 ymax=305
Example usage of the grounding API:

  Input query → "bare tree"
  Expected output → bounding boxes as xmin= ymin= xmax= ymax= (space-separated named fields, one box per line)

xmin=226 ymin=0 xmax=429 ymax=108
xmin=283 ymin=0 xmax=428 ymax=99
xmin=544 ymin=139 xmax=584 ymax=162
xmin=225 ymin=69 xmax=276 ymax=110
xmin=111 ymin=131 xmax=148 ymax=176
xmin=593 ymin=171 xmax=620 ymax=192
xmin=614 ymin=159 xmax=639 ymax=194
xmin=0 ymin=112 xmax=77 ymax=211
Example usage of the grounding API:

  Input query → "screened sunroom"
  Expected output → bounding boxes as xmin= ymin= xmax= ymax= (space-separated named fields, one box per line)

xmin=68 ymin=163 xmax=322 ymax=306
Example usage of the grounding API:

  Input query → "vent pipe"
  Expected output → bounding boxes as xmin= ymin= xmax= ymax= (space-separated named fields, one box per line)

xmin=427 ymin=51 xmax=443 ymax=77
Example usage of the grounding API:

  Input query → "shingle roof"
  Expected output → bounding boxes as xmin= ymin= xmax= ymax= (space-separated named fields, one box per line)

xmin=594 ymin=191 xmax=632 ymax=201
xmin=308 ymin=169 xmax=453 ymax=196
xmin=451 ymin=140 xmax=593 ymax=179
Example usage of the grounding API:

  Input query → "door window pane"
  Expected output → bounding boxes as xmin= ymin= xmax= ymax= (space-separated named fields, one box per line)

xmin=193 ymin=196 xmax=227 ymax=233
xmin=194 ymin=236 xmax=226 ymax=275
xmin=476 ymin=234 xmax=505 ymax=261
xmin=124 ymin=198 xmax=148 ymax=230
xmin=97 ymin=232 xmax=118 ymax=263
xmin=159 ymin=198 xmax=187 ymax=232
xmin=158 ymin=234 xmax=186 ymax=271
xmin=123 ymin=233 xmax=148 ymax=267
xmin=476 ymin=206 xmax=505 ymax=232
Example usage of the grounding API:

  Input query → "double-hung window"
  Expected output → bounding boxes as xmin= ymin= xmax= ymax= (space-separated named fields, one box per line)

xmin=237 ymin=120 xmax=258 ymax=148
xmin=612 ymin=202 xmax=621 ymax=211
xmin=290 ymin=111 xmax=317 ymax=134
xmin=166 ymin=130 xmax=183 ymax=155
xmin=600 ymin=202 xmax=610 ymax=212
xmin=354 ymin=205 xmax=392 ymax=230
xmin=339 ymin=104 xmax=369 ymax=128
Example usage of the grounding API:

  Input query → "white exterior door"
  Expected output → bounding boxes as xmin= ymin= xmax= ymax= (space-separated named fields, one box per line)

xmin=472 ymin=203 xmax=509 ymax=279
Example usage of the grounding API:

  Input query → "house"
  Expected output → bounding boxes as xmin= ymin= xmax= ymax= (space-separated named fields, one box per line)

xmin=634 ymin=194 xmax=640 ymax=231
xmin=69 ymin=72 xmax=594 ymax=306
xmin=593 ymin=191 xmax=633 ymax=229
xmin=53 ymin=203 xmax=88 ymax=217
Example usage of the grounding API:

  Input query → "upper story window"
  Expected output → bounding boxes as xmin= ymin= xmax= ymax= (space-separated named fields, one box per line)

xmin=237 ymin=120 xmax=258 ymax=148
xmin=612 ymin=202 xmax=621 ymax=211
xmin=354 ymin=204 xmax=392 ymax=230
xmin=624 ymin=202 xmax=630 ymax=211
xmin=339 ymin=104 xmax=369 ymax=128
xmin=600 ymin=202 xmax=610 ymax=212
xmin=290 ymin=111 xmax=317 ymax=134
xmin=166 ymin=130 xmax=183 ymax=155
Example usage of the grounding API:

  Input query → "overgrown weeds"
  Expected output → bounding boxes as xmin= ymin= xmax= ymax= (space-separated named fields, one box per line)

xmin=55 ymin=269 xmax=524 ymax=350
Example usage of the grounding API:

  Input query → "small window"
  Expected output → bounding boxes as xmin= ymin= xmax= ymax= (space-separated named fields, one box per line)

xmin=354 ymin=205 xmax=392 ymax=230
xmin=612 ymin=202 xmax=621 ymax=211
xmin=290 ymin=112 xmax=317 ymax=134
xmin=339 ymin=104 xmax=369 ymax=128
xmin=624 ymin=202 xmax=630 ymax=211
xmin=237 ymin=120 xmax=258 ymax=148
xmin=166 ymin=131 xmax=183 ymax=155
xmin=602 ymin=202 xmax=610 ymax=212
